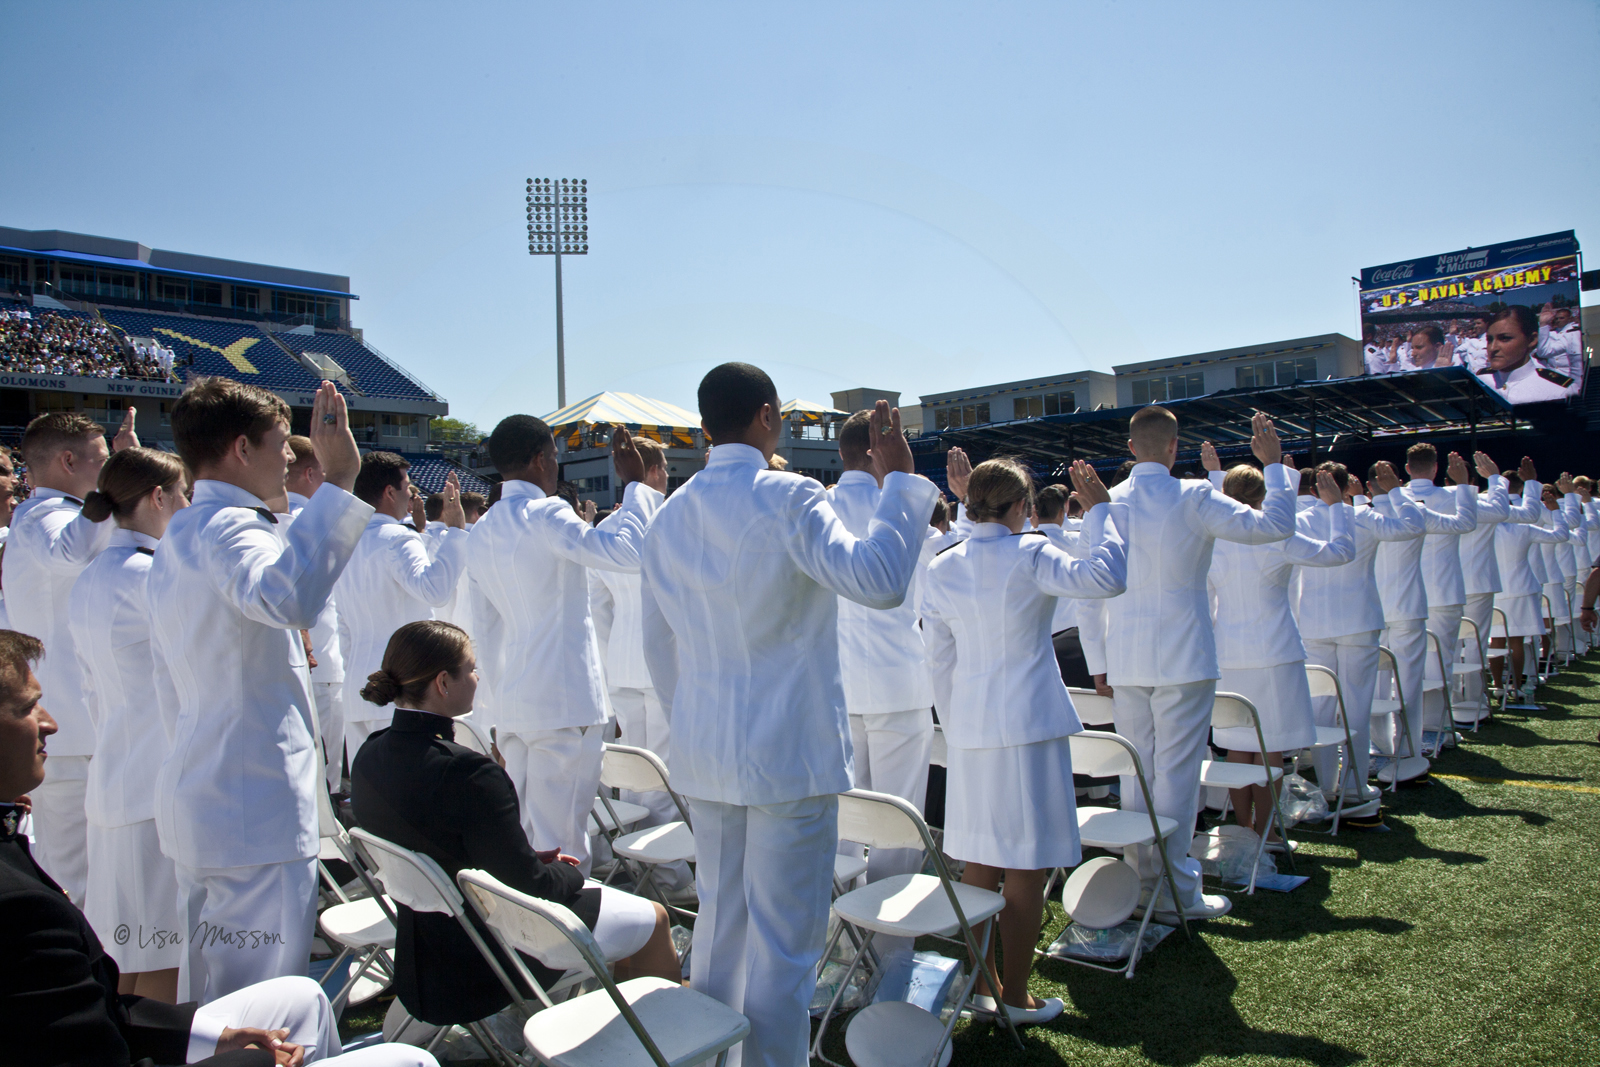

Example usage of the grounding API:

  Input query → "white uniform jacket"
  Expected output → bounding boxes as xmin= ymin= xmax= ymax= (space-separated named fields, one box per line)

xmin=68 ymin=529 xmax=165 ymax=827
xmin=831 ymin=470 xmax=936 ymax=716
xmin=1208 ymin=502 xmax=1354 ymax=670
xmin=1493 ymin=486 xmax=1566 ymax=597
xmin=1406 ymin=479 xmax=1479 ymax=608
xmin=1551 ymin=495 xmax=1581 ymax=580
xmin=1372 ymin=482 xmax=1472 ymax=622
xmin=1035 ymin=521 xmax=1084 ymax=634
xmin=589 ymin=507 xmax=653 ymax=691
xmin=1294 ymin=491 xmax=1424 ymax=641
xmin=639 ymin=444 xmax=938 ymax=807
xmin=338 ymin=514 xmax=469 ymax=723
xmin=468 ymin=479 xmax=661 ymax=734
xmin=150 ymin=480 xmax=373 ymax=870
xmin=2 ymin=488 xmax=113 ymax=756
xmin=1585 ymin=501 xmax=1600 ymax=563
xmin=922 ymin=505 xmax=1128 ymax=750
xmin=1102 ymin=461 xmax=1296 ymax=687
xmin=289 ymin=492 xmax=344 ymax=685
xmin=1459 ymin=477 xmax=1538 ymax=597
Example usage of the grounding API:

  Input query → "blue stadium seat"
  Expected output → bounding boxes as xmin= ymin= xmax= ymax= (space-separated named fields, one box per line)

xmin=275 ymin=331 xmax=436 ymax=401
xmin=382 ymin=452 xmax=491 ymax=496
xmin=98 ymin=310 xmax=332 ymax=394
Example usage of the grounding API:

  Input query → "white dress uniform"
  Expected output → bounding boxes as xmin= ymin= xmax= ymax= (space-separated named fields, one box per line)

xmin=1205 ymin=478 xmax=1354 ymax=752
xmin=69 ymin=528 xmax=181 ymax=974
xmin=830 ymin=470 xmax=937 ymax=888
xmin=0 ymin=524 xmax=11 ymax=631
xmin=467 ymin=479 xmax=660 ymax=875
xmin=588 ymin=507 xmax=690 ymax=891
xmin=640 ymin=444 xmax=936 ymax=1067
xmin=1103 ymin=461 xmax=1296 ymax=909
xmin=2 ymin=487 xmax=113 ymax=904
xmin=337 ymin=513 xmax=468 ymax=760
xmin=1537 ymin=322 xmax=1584 ymax=381
xmin=150 ymin=480 xmax=372 ymax=1004
xmin=921 ymin=505 xmax=1127 ymax=870
xmin=1455 ymin=478 xmax=1514 ymax=716
xmin=1476 ymin=357 xmax=1574 ymax=403
xmin=1372 ymin=479 xmax=1476 ymax=745
xmin=421 ymin=518 xmax=471 ymax=632
xmin=1492 ymin=483 xmax=1567 ymax=638
xmin=290 ymin=491 xmax=348 ymax=794
xmin=1295 ymin=488 xmax=1425 ymax=794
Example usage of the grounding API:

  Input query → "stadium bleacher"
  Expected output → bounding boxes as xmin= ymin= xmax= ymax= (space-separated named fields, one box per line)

xmin=274 ymin=330 xmax=437 ymax=401
xmin=99 ymin=310 xmax=333 ymax=395
xmin=381 ymin=452 xmax=492 ymax=496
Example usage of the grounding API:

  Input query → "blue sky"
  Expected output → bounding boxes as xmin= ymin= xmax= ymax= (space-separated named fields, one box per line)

xmin=4 ymin=1 xmax=1597 ymax=428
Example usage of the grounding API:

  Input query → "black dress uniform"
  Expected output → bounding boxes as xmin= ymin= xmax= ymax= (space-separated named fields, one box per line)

xmin=0 ymin=803 xmax=272 ymax=1067
xmin=350 ymin=710 xmax=603 ymax=1026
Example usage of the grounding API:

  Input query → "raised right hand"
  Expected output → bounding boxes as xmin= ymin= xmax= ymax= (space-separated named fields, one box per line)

xmin=310 ymin=382 xmax=360 ymax=492
xmin=1200 ymin=441 xmax=1220 ymax=472
xmin=1249 ymin=412 xmax=1282 ymax=467
xmin=945 ymin=446 xmax=972 ymax=502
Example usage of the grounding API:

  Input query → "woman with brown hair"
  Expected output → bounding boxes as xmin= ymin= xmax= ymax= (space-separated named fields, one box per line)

xmin=350 ymin=620 xmax=682 ymax=1029
xmin=67 ymin=446 xmax=190 ymax=1003
xmin=921 ymin=456 xmax=1127 ymax=1025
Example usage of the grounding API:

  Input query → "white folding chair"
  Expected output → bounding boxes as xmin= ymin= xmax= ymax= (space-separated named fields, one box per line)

xmin=1453 ymin=618 xmax=1491 ymax=731
xmin=315 ymin=786 xmax=396 ymax=1014
xmin=811 ymin=789 xmax=1019 ymax=1067
xmin=1372 ymin=645 xmax=1429 ymax=787
xmin=1067 ymin=688 xmax=1116 ymax=728
xmin=1539 ymin=592 xmax=1559 ymax=682
xmin=457 ymin=870 xmax=749 ymax=1067
xmin=1068 ymin=730 xmax=1192 ymax=973
xmin=1486 ymin=607 xmax=1517 ymax=714
xmin=1197 ymin=693 xmax=1291 ymax=893
xmin=1422 ymin=629 xmax=1458 ymax=757
xmin=1301 ymin=665 xmax=1358 ymax=835
xmin=349 ymin=828 xmax=563 ymax=1067
xmin=453 ymin=715 xmax=494 ymax=757
xmin=598 ymin=744 xmax=697 ymax=920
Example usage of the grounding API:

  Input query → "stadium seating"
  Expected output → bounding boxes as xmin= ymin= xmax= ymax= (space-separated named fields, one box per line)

xmin=274 ymin=330 xmax=436 ymax=401
xmin=385 ymin=452 xmax=492 ymax=496
xmin=99 ymin=310 xmax=332 ymax=395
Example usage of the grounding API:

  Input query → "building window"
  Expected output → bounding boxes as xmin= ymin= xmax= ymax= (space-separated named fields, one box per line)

xmin=155 ymin=277 xmax=189 ymax=304
xmin=191 ymin=281 xmax=223 ymax=306
xmin=1131 ymin=372 xmax=1205 ymax=405
xmin=272 ymin=291 xmax=340 ymax=325
xmin=1236 ymin=356 xmax=1319 ymax=389
xmin=794 ymin=467 xmax=840 ymax=486
xmin=97 ymin=271 xmax=138 ymax=300
xmin=1 ymin=255 xmax=29 ymax=290
xmin=1012 ymin=391 xmax=1075 ymax=420
xmin=380 ymin=414 xmax=419 ymax=439
xmin=232 ymin=287 xmax=260 ymax=311
xmin=35 ymin=393 xmax=77 ymax=414
xmin=936 ymin=402 xmax=990 ymax=430
xmin=667 ymin=475 xmax=692 ymax=493
xmin=57 ymin=266 xmax=94 ymax=296
xmin=571 ymin=474 xmax=611 ymax=493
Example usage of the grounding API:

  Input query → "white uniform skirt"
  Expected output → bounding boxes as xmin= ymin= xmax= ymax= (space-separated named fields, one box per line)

xmin=590 ymin=884 xmax=657 ymax=961
xmin=1214 ymin=661 xmax=1316 ymax=753
xmin=85 ymin=819 xmax=183 ymax=972
xmin=1542 ymin=581 xmax=1572 ymax=622
xmin=944 ymin=735 xmax=1080 ymax=871
xmin=1496 ymin=593 xmax=1546 ymax=638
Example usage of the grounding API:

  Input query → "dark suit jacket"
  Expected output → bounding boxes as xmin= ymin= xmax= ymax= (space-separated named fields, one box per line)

xmin=351 ymin=709 xmax=602 ymax=1026
xmin=0 ymin=820 xmax=272 ymax=1067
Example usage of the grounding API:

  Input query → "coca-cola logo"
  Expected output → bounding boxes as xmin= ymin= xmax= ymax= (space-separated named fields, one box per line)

xmin=1370 ymin=263 xmax=1415 ymax=284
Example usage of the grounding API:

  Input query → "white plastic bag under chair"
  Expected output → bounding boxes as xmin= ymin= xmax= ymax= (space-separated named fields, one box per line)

xmin=1279 ymin=772 xmax=1330 ymax=825
xmin=810 ymin=960 xmax=870 ymax=1016
xmin=382 ymin=998 xmax=439 ymax=1045
xmin=1046 ymin=919 xmax=1176 ymax=963
xmin=672 ymin=924 xmax=693 ymax=979
xmin=1060 ymin=856 xmax=1141 ymax=930
xmin=869 ymin=951 xmax=963 ymax=1014
xmin=1190 ymin=825 xmax=1275 ymax=885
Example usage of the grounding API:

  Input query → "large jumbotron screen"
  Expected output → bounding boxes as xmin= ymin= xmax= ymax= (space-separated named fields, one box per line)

xmin=1359 ymin=230 xmax=1583 ymax=404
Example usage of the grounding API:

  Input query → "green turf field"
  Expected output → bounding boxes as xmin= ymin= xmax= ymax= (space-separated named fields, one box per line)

xmin=342 ymin=654 xmax=1600 ymax=1065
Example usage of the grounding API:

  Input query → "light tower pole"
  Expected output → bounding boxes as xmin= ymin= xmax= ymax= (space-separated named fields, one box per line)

xmin=526 ymin=177 xmax=589 ymax=408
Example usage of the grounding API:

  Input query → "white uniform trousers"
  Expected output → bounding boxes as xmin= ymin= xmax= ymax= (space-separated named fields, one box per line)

xmin=1111 ymin=680 xmax=1214 ymax=908
xmin=1578 ymin=569 xmax=1595 ymax=649
xmin=175 ymin=857 xmax=319 ymax=1005
xmin=837 ymin=709 xmax=933 ymax=882
xmin=688 ymin=794 xmax=838 ymax=1067
xmin=314 ymin=682 xmax=346 ymax=794
xmin=189 ymin=975 xmax=438 ymax=1066
xmin=29 ymin=753 xmax=90 ymax=907
xmin=345 ymin=718 xmax=384 ymax=769
xmin=1423 ymin=604 xmax=1464 ymax=734
xmin=1375 ymin=621 xmax=1426 ymax=756
xmin=608 ymin=686 xmax=691 ymax=891
xmin=500 ymin=725 xmax=605 ymax=876
xmin=1304 ymin=633 xmax=1380 ymax=795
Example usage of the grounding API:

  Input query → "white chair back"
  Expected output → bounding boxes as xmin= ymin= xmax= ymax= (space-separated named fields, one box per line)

xmin=835 ymin=790 xmax=929 ymax=853
xmin=349 ymin=828 xmax=461 ymax=916
xmin=1067 ymin=730 xmax=1136 ymax=779
xmin=317 ymin=782 xmax=345 ymax=842
xmin=1068 ymin=688 xmax=1116 ymax=727
xmin=452 ymin=716 xmax=492 ymax=756
xmin=929 ymin=725 xmax=948 ymax=768
xmin=601 ymin=744 xmax=671 ymax=794
xmin=1211 ymin=693 xmax=1259 ymax=732
xmin=1304 ymin=664 xmax=1341 ymax=702
xmin=458 ymin=870 xmax=593 ymax=973
xmin=1458 ymin=618 xmax=1484 ymax=665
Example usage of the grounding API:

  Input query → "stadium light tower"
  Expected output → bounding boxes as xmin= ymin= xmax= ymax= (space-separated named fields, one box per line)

xmin=526 ymin=177 xmax=589 ymax=408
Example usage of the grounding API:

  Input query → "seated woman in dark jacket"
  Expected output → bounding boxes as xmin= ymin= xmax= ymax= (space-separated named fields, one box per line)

xmin=351 ymin=620 xmax=680 ymax=1027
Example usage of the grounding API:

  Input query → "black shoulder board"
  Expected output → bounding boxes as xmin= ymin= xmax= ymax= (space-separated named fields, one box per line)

xmin=251 ymin=507 xmax=280 ymax=525
xmin=935 ymin=538 xmax=965 ymax=556
xmin=1015 ymin=529 xmax=1047 ymax=537
xmin=135 ymin=547 xmax=155 ymax=556
xmin=1538 ymin=367 xmax=1574 ymax=388
xmin=1475 ymin=366 xmax=1494 ymax=377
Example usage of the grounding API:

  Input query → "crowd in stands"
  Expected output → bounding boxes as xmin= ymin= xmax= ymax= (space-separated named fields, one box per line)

xmin=0 ymin=306 xmax=172 ymax=381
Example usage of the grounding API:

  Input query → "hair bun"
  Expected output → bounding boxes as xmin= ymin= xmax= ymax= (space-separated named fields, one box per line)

xmin=360 ymin=668 xmax=402 ymax=707
xmin=79 ymin=489 xmax=116 ymax=524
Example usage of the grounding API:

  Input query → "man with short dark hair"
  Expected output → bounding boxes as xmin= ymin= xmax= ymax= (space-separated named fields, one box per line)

xmin=286 ymin=435 xmax=347 ymax=795
xmin=338 ymin=453 xmax=467 ymax=762
xmin=468 ymin=414 xmax=660 ymax=876
xmin=641 ymin=363 xmax=936 ymax=1067
xmin=3 ymin=407 xmax=138 ymax=904
xmin=150 ymin=379 xmax=372 ymax=1003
